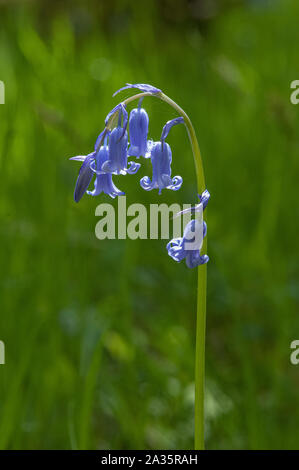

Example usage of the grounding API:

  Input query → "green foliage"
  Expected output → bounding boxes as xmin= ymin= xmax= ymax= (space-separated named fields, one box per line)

xmin=0 ymin=0 xmax=298 ymax=449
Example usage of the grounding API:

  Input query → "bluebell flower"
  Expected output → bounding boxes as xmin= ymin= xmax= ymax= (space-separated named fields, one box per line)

xmin=140 ymin=141 xmax=182 ymax=194
xmin=70 ymin=152 xmax=96 ymax=203
xmin=128 ymin=99 xmax=151 ymax=158
xmin=167 ymin=192 xmax=210 ymax=268
xmin=101 ymin=105 xmax=140 ymax=175
xmin=167 ymin=208 xmax=209 ymax=268
xmin=87 ymin=141 xmax=125 ymax=199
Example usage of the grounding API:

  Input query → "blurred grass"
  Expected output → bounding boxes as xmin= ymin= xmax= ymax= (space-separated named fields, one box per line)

xmin=0 ymin=0 xmax=299 ymax=449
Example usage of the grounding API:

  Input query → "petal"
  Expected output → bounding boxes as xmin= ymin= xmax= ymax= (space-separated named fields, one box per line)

xmin=161 ymin=174 xmax=173 ymax=187
xmin=69 ymin=155 xmax=87 ymax=162
xmin=105 ymin=104 xmax=128 ymax=137
xmin=186 ymin=252 xmax=209 ymax=269
xmin=198 ymin=189 xmax=210 ymax=210
xmin=74 ymin=153 xmax=96 ymax=203
xmin=203 ymin=221 xmax=207 ymax=238
xmin=185 ymin=252 xmax=196 ymax=269
xmin=167 ymin=175 xmax=183 ymax=191
xmin=200 ymin=254 xmax=209 ymax=264
xmin=140 ymin=176 xmax=154 ymax=191
xmin=94 ymin=129 xmax=108 ymax=151
xmin=144 ymin=140 xmax=154 ymax=159
xmin=108 ymin=182 xmax=125 ymax=199
xmin=128 ymin=107 xmax=149 ymax=157
xmin=183 ymin=217 xmax=203 ymax=252
xmin=86 ymin=178 xmax=101 ymax=197
xmin=101 ymin=160 xmax=114 ymax=173
xmin=117 ymin=104 xmax=128 ymax=141
xmin=105 ymin=103 xmax=121 ymax=126
xmin=127 ymin=145 xmax=140 ymax=157
xmin=89 ymin=159 xmax=105 ymax=175
xmin=126 ymin=161 xmax=141 ymax=174
xmin=161 ymin=117 xmax=184 ymax=142
xmin=168 ymin=248 xmax=185 ymax=262
xmin=113 ymin=83 xmax=161 ymax=97
xmin=167 ymin=238 xmax=186 ymax=262
xmin=166 ymin=238 xmax=182 ymax=249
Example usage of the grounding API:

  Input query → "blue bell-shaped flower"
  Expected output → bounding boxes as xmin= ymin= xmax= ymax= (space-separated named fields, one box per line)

xmin=101 ymin=106 xmax=140 ymax=175
xmin=128 ymin=99 xmax=151 ymax=158
xmin=167 ymin=205 xmax=209 ymax=269
xmin=140 ymin=141 xmax=182 ymax=194
xmin=70 ymin=152 xmax=96 ymax=203
xmin=88 ymin=141 xmax=125 ymax=199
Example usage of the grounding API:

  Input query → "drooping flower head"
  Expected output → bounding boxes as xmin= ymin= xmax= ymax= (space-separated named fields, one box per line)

xmin=101 ymin=104 xmax=140 ymax=176
xmin=140 ymin=141 xmax=182 ymax=194
xmin=71 ymin=152 xmax=96 ymax=203
xmin=71 ymin=128 xmax=110 ymax=202
xmin=128 ymin=98 xmax=151 ymax=158
xmin=70 ymin=137 xmax=125 ymax=201
xmin=87 ymin=139 xmax=125 ymax=199
xmin=167 ymin=196 xmax=209 ymax=268
xmin=140 ymin=117 xmax=184 ymax=194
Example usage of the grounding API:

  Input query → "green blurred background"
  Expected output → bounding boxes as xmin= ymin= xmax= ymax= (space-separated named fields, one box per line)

xmin=0 ymin=0 xmax=298 ymax=450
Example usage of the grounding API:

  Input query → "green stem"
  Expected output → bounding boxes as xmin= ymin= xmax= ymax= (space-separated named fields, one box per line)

xmin=112 ymin=90 xmax=207 ymax=450
xmin=159 ymin=93 xmax=207 ymax=451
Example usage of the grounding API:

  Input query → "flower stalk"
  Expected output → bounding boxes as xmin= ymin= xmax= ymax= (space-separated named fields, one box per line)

xmin=119 ymin=89 xmax=207 ymax=449
xmin=159 ymin=93 xmax=207 ymax=450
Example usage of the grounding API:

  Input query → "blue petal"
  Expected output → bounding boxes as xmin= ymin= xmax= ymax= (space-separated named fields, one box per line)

xmin=167 ymin=238 xmax=186 ymax=263
xmin=105 ymin=104 xmax=123 ymax=129
xmin=127 ymin=161 xmax=141 ymax=174
xmin=89 ymin=159 xmax=105 ymax=175
xmin=167 ymin=175 xmax=183 ymax=191
xmin=69 ymin=156 xmax=86 ymax=161
xmin=186 ymin=252 xmax=209 ymax=269
xmin=198 ymin=189 xmax=210 ymax=210
xmin=161 ymin=174 xmax=173 ymax=187
xmin=87 ymin=173 xmax=125 ymax=199
xmin=203 ymin=221 xmax=207 ymax=238
xmin=105 ymin=103 xmax=128 ymax=141
xmin=101 ymin=160 xmax=114 ymax=173
xmin=113 ymin=83 xmax=161 ymax=97
xmin=127 ymin=107 xmax=149 ymax=157
xmin=140 ymin=176 xmax=154 ymax=191
xmin=94 ymin=129 xmax=109 ymax=151
xmin=167 ymin=218 xmax=209 ymax=269
xmin=118 ymin=104 xmax=128 ymax=141
xmin=105 ymin=104 xmax=121 ymax=126
xmin=74 ymin=152 xmax=96 ymax=203
xmin=161 ymin=117 xmax=184 ymax=142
